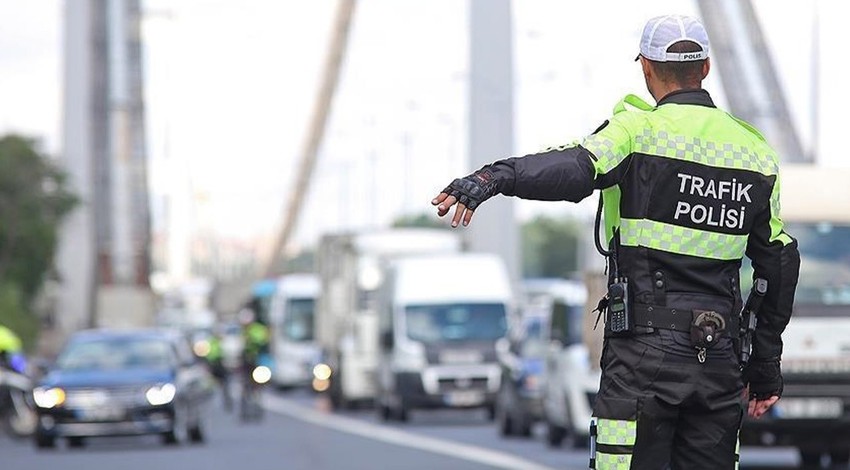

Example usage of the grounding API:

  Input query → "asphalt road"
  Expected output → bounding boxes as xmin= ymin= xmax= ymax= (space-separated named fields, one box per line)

xmin=1 ymin=387 xmax=809 ymax=470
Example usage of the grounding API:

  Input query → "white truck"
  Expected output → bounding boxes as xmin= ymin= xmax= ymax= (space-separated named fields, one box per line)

xmin=315 ymin=228 xmax=461 ymax=409
xmin=267 ymin=273 xmax=321 ymax=390
xmin=375 ymin=253 xmax=515 ymax=422
xmin=739 ymin=165 xmax=850 ymax=466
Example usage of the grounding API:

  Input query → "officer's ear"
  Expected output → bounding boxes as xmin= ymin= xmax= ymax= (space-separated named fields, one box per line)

xmin=701 ymin=58 xmax=711 ymax=81
xmin=639 ymin=56 xmax=652 ymax=81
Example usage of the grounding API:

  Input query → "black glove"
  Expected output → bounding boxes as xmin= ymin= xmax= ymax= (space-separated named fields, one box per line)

xmin=441 ymin=169 xmax=499 ymax=211
xmin=742 ymin=358 xmax=783 ymax=399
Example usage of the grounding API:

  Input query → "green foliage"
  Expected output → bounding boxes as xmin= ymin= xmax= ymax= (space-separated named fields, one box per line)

xmin=0 ymin=135 xmax=78 ymax=349
xmin=521 ymin=215 xmax=583 ymax=279
xmin=0 ymin=283 xmax=39 ymax=352
xmin=284 ymin=250 xmax=316 ymax=274
xmin=391 ymin=212 xmax=448 ymax=230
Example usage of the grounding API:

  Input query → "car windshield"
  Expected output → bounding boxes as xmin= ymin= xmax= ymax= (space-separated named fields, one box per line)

xmin=56 ymin=337 xmax=175 ymax=371
xmin=280 ymin=298 xmax=315 ymax=342
xmin=520 ymin=317 xmax=547 ymax=358
xmin=405 ymin=303 xmax=507 ymax=343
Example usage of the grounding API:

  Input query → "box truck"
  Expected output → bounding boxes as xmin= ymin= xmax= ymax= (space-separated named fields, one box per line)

xmin=315 ymin=228 xmax=461 ymax=409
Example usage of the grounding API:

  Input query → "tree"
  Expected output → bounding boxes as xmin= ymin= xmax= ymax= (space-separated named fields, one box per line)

xmin=521 ymin=215 xmax=583 ymax=279
xmin=391 ymin=212 xmax=448 ymax=230
xmin=0 ymin=135 xmax=78 ymax=349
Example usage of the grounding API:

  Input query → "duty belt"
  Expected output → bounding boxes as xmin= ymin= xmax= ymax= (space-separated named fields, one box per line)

xmin=633 ymin=303 xmax=738 ymax=333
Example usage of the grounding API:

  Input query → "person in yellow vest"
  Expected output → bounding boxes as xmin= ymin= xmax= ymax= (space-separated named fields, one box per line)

xmin=205 ymin=329 xmax=233 ymax=411
xmin=432 ymin=15 xmax=800 ymax=469
xmin=0 ymin=324 xmax=25 ymax=374
xmin=238 ymin=308 xmax=270 ymax=379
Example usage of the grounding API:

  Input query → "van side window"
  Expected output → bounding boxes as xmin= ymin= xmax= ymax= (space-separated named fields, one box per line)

xmin=549 ymin=301 xmax=583 ymax=346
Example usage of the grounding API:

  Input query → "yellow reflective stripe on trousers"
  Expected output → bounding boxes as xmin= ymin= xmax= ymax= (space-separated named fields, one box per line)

xmin=595 ymin=452 xmax=632 ymax=470
xmin=596 ymin=418 xmax=637 ymax=446
xmin=620 ymin=218 xmax=748 ymax=260
xmin=593 ymin=419 xmax=635 ymax=469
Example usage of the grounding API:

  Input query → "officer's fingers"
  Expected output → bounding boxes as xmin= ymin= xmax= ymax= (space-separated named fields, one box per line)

xmin=748 ymin=399 xmax=757 ymax=418
xmin=462 ymin=207 xmax=475 ymax=227
xmin=431 ymin=192 xmax=448 ymax=206
xmin=436 ymin=195 xmax=457 ymax=217
xmin=451 ymin=203 xmax=467 ymax=228
xmin=760 ymin=396 xmax=780 ymax=413
xmin=748 ymin=397 xmax=779 ymax=419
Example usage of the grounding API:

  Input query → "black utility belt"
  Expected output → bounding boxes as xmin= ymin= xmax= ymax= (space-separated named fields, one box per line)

xmin=633 ymin=303 xmax=737 ymax=332
xmin=633 ymin=304 xmax=694 ymax=331
xmin=605 ymin=303 xmax=738 ymax=350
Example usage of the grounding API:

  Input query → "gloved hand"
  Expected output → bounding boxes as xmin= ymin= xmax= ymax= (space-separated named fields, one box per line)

xmin=742 ymin=358 xmax=783 ymax=399
xmin=439 ymin=169 xmax=499 ymax=211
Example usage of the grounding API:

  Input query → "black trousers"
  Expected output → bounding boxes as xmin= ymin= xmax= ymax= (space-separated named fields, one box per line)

xmin=591 ymin=330 xmax=745 ymax=470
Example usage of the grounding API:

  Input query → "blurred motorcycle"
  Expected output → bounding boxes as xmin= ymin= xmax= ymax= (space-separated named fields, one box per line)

xmin=239 ymin=360 xmax=271 ymax=423
xmin=0 ymin=354 xmax=37 ymax=438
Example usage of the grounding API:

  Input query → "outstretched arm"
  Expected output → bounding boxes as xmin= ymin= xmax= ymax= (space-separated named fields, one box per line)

xmin=431 ymin=145 xmax=597 ymax=227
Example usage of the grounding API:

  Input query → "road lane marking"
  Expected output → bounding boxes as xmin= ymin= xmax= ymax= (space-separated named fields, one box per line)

xmin=263 ymin=394 xmax=558 ymax=470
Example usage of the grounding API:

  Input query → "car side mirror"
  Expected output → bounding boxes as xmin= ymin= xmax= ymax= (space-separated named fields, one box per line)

xmin=380 ymin=330 xmax=394 ymax=350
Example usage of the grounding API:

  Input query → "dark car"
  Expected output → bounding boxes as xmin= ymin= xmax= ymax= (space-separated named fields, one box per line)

xmin=495 ymin=313 xmax=547 ymax=437
xmin=32 ymin=328 xmax=215 ymax=449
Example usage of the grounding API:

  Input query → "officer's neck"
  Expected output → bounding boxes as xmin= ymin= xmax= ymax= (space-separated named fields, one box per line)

xmin=650 ymin=82 xmax=702 ymax=104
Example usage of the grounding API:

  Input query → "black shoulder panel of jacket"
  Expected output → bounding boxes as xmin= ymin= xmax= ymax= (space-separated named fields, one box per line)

xmin=745 ymin=205 xmax=801 ymax=361
xmin=480 ymin=145 xmax=596 ymax=203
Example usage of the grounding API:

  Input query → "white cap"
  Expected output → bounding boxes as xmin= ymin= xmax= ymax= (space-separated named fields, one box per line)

xmin=638 ymin=15 xmax=710 ymax=62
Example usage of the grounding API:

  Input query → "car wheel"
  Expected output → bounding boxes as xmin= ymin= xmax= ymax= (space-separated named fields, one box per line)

xmin=496 ymin=385 xmax=513 ymax=436
xmin=162 ymin=405 xmax=189 ymax=445
xmin=189 ymin=409 xmax=206 ymax=444
xmin=485 ymin=403 xmax=497 ymax=421
xmin=34 ymin=431 xmax=55 ymax=449
xmin=497 ymin=406 xmax=513 ymax=436
xmin=546 ymin=420 xmax=566 ymax=448
xmin=396 ymin=403 xmax=409 ymax=423
xmin=571 ymin=432 xmax=589 ymax=448
xmin=516 ymin=414 xmax=532 ymax=438
xmin=67 ymin=436 xmax=86 ymax=448
xmin=377 ymin=401 xmax=392 ymax=422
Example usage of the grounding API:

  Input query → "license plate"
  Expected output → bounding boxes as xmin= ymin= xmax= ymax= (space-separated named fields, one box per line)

xmin=445 ymin=391 xmax=484 ymax=407
xmin=773 ymin=398 xmax=843 ymax=419
xmin=79 ymin=406 xmax=125 ymax=421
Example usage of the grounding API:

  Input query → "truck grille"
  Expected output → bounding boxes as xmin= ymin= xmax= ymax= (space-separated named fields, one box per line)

xmin=437 ymin=377 xmax=489 ymax=393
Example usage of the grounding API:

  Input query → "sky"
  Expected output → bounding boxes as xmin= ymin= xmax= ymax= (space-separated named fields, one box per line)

xmin=0 ymin=0 xmax=844 ymax=260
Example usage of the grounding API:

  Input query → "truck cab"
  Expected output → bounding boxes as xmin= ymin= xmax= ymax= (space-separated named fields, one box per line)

xmin=268 ymin=273 xmax=321 ymax=390
xmin=739 ymin=165 xmax=850 ymax=466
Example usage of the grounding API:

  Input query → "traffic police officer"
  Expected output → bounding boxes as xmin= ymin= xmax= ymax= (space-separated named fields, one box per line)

xmin=432 ymin=14 xmax=800 ymax=469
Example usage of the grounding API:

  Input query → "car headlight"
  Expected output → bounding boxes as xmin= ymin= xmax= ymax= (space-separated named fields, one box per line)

xmin=313 ymin=363 xmax=332 ymax=381
xmin=146 ymin=383 xmax=177 ymax=406
xmin=252 ymin=365 xmax=272 ymax=384
xmin=33 ymin=387 xmax=66 ymax=409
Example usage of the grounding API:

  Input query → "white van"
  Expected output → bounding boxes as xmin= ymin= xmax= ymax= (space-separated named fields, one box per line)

xmin=375 ymin=253 xmax=514 ymax=421
xmin=268 ymin=273 xmax=321 ymax=390
xmin=523 ymin=278 xmax=597 ymax=448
